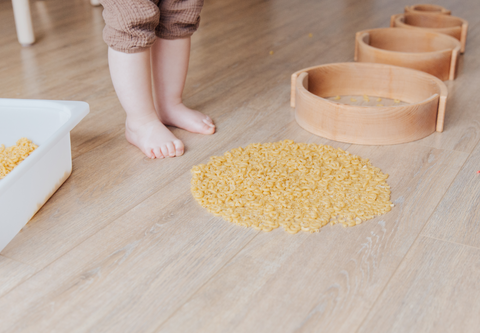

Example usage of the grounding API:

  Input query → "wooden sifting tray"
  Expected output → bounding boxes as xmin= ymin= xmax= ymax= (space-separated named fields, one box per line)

xmin=405 ymin=4 xmax=451 ymax=15
xmin=391 ymin=12 xmax=468 ymax=53
xmin=290 ymin=63 xmax=448 ymax=145
xmin=354 ymin=28 xmax=461 ymax=81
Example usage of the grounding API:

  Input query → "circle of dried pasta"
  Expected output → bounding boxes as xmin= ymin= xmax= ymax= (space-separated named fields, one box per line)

xmin=191 ymin=140 xmax=392 ymax=234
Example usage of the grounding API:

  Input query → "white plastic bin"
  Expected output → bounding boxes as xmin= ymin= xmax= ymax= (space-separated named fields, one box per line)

xmin=0 ymin=99 xmax=89 ymax=252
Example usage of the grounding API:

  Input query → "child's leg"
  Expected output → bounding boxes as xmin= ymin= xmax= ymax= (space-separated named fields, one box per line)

xmin=108 ymin=47 xmax=184 ymax=159
xmin=151 ymin=37 xmax=215 ymax=135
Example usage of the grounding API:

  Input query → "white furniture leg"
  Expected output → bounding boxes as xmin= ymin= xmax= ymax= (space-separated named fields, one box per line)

xmin=90 ymin=0 xmax=101 ymax=6
xmin=12 ymin=0 xmax=35 ymax=46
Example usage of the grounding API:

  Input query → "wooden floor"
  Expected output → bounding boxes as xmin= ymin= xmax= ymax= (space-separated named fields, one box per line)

xmin=1 ymin=0 xmax=480 ymax=332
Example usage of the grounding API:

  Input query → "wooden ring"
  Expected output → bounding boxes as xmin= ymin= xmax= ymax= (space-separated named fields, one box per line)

xmin=391 ymin=12 xmax=468 ymax=53
xmin=405 ymin=4 xmax=451 ymax=15
xmin=290 ymin=63 xmax=448 ymax=145
xmin=354 ymin=28 xmax=461 ymax=81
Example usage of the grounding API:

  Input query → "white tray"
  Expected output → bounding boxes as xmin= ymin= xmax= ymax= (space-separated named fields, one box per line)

xmin=0 ymin=98 xmax=89 ymax=252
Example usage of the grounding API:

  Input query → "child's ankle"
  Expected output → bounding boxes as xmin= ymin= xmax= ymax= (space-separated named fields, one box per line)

xmin=126 ymin=113 xmax=159 ymax=130
xmin=157 ymin=98 xmax=183 ymax=110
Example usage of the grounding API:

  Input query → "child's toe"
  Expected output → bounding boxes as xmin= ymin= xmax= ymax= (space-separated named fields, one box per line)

xmin=147 ymin=149 xmax=156 ymax=159
xmin=160 ymin=145 xmax=169 ymax=158
xmin=200 ymin=121 xmax=216 ymax=134
xmin=166 ymin=142 xmax=176 ymax=157
xmin=203 ymin=116 xmax=215 ymax=126
xmin=174 ymin=140 xmax=184 ymax=156
xmin=153 ymin=147 xmax=164 ymax=159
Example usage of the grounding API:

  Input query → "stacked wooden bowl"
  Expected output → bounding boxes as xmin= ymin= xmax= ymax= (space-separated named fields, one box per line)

xmin=391 ymin=12 xmax=468 ymax=53
xmin=290 ymin=63 xmax=447 ymax=145
xmin=290 ymin=4 xmax=468 ymax=145
xmin=354 ymin=28 xmax=461 ymax=80
xmin=405 ymin=4 xmax=451 ymax=15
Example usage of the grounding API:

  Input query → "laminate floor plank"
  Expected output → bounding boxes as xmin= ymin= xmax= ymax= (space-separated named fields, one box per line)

xmin=158 ymin=143 xmax=467 ymax=333
xmin=422 ymin=140 xmax=480 ymax=247
xmin=0 ymin=255 xmax=37 ymax=299
xmin=0 ymin=105 xmax=349 ymax=332
xmin=358 ymin=236 xmax=480 ymax=333
xmin=0 ymin=104 xmax=284 ymax=268
xmin=1 ymin=0 xmax=479 ymax=331
xmin=0 ymin=172 xmax=258 ymax=333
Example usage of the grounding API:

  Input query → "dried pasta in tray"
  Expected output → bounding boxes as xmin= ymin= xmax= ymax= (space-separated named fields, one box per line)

xmin=0 ymin=138 xmax=38 ymax=179
xmin=191 ymin=140 xmax=392 ymax=234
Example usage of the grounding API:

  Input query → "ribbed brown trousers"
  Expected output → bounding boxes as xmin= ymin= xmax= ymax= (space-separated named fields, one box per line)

xmin=100 ymin=0 xmax=204 ymax=53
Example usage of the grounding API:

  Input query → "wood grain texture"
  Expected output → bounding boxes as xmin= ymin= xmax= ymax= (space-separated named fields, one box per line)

xmin=422 ymin=140 xmax=480 ymax=247
xmin=0 ymin=0 xmax=479 ymax=332
xmin=0 ymin=255 xmax=37 ymax=298
xmin=358 ymin=236 xmax=480 ymax=333
xmin=0 ymin=172 xmax=258 ymax=333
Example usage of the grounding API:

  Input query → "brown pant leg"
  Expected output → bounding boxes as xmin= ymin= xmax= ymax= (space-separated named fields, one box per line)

xmin=100 ymin=0 xmax=161 ymax=53
xmin=156 ymin=0 xmax=204 ymax=39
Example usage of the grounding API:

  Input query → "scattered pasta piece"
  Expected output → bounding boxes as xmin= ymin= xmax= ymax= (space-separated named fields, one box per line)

xmin=269 ymin=50 xmax=274 ymax=55
xmin=394 ymin=99 xmax=400 ymax=103
xmin=350 ymin=98 xmax=357 ymax=102
xmin=377 ymin=104 xmax=383 ymax=107
xmin=363 ymin=94 xmax=370 ymax=102
xmin=191 ymin=141 xmax=392 ymax=234
xmin=308 ymin=33 xmax=313 ymax=38
xmin=334 ymin=95 xmax=341 ymax=100
xmin=377 ymin=98 xmax=382 ymax=102
xmin=0 ymin=138 xmax=37 ymax=179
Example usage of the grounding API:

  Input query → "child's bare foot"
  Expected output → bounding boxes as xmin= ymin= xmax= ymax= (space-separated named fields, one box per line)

xmin=157 ymin=103 xmax=216 ymax=135
xmin=125 ymin=114 xmax=184 ymax=159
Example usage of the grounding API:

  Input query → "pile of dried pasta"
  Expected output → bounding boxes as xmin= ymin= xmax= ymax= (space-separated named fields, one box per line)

xmin=191 ymin=140 xmax=393 ymax=234
xmin=0 ymin=138 xmax=38 ymax=179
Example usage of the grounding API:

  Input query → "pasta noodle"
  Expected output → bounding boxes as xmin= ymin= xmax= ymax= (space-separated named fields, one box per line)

xmin=0 ymin=138 xmax=37 ymax=179
xmin=191 ymin=140 xmax=393 ymax=234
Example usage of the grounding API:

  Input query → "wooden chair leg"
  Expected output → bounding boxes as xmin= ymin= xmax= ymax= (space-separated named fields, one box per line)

xmin=12 ymin=0 xmax=35 ymax=46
